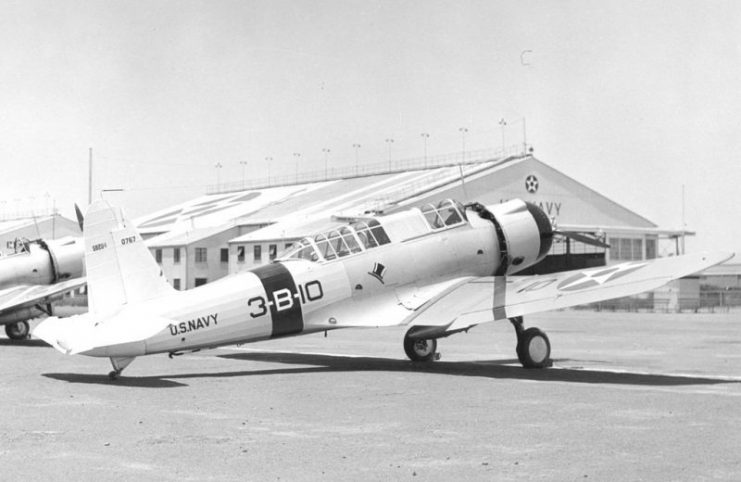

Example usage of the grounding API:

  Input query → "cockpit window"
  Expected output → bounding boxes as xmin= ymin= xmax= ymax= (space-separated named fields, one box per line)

xmin=367 ymin=220 xmax=391 ymax=245
xmin=421 ymin=204 xmax=445 ymax=229
xmin=314 ymin=233 xmax=337 ymax=260
xmin=437 ymin=199 xmax=463 ymax=225
xmin=339 ymin=227 xmax=362 ymax=254
xmin=420 ymin=199 xmax=466 ymax=230
xmin=281 ymin=219 xmax=391 ymax=263
xmin=282 ymin=239 xmax=319 ymax=261
xmin=327 ymin=230 xmax=352 ymax=258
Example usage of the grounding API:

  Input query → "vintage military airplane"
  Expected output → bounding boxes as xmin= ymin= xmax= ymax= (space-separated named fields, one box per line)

xmin=34 ymin=199 xmax=731 ymax=379
xmin=0 ymin=236 xmax=86 ymax=340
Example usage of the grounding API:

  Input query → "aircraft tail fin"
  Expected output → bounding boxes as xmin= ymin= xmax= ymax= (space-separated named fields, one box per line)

xmin=84 ymin=200 xmax=174 ymax=315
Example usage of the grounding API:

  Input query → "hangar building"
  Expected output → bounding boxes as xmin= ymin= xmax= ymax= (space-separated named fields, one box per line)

xmin=137 ymin=152 xmax=691 ymax=291
xmin=0 ymin=214 xmax=81 ymax=257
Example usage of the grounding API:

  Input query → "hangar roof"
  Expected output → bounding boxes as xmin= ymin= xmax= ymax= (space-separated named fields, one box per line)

xmin=136 ymin=153 xmax=684 ymax=247
xmin=0 ymin=215 xmax=79 ymax=236
xmin=146 ymin=224 xmax=237 ymax=248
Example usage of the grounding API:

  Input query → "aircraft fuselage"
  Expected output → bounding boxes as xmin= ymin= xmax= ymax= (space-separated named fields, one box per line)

xmin=86 ymin=211 xmax=503 ymax=357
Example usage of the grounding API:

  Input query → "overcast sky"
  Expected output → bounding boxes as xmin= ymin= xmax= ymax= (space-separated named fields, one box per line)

xmin=1 ymin=1 xmax=739 ymax=253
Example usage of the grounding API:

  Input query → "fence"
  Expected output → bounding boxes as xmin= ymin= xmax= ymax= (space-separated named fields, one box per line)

xmin=207 ymin=144 xmax=531 ymax=195
xmin=576 ymin=290 xmax=741 ymax=313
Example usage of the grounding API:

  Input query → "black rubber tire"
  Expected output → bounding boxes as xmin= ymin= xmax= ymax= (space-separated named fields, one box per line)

xmin=5 ymin=321 xmax=30 ymax=340
xmin=403 ymin=336 xmax=438 ymax=362
xmin=517 ymin=327 xmax=551 ymax=369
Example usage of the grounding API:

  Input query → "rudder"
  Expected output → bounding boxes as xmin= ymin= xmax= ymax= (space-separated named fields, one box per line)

xmin=84 ymin=200 xmax=174 ymax=315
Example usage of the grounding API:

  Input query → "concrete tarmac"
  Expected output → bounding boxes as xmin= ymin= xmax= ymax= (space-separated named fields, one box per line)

xmin=2 ymin=310 xmax=741 ymax=481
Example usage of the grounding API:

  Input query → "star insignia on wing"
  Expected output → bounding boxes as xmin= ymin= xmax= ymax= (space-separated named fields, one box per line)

xmin=557 ymin=262 xmax=648 ymax=292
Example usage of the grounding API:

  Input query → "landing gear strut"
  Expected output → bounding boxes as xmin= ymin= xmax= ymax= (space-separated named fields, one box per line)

xmin=509 ymin=316 xmax=551 ymax=368
xmin=5 ymin=321 xmax=30 ymax=340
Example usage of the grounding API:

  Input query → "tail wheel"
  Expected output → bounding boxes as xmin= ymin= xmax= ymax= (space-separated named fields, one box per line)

xmin=516 ymin=328 xmax=551 ymax=369
xmin=5 ymin=321 xmax=30 ymax=340
xmin=404 ymin=336 xmax=438 ymax=362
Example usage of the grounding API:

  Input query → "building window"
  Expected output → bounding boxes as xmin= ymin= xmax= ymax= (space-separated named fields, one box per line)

xmin=646 ymin=238 xmax=657 ymax=259
xmin=610 ymin=237 xmax=644 ymax=261
xmin=194 ymin=278 xmax=208 ymax=287
xmin=220 ymin=248 xmax=229 ymax=263
xmin=155 ymin=249 xmax=162 ymax=263
xmin=285 ymin=242 xmax=293 ymax=250
xmin=195 ymin=247 xmax=207 ymax=263
xmin=254 ymin=245 xmax=262 ymax=262
xmin=173 ymin=247 xmax=181 ymax=264
xmin=173 ymin=278 xmax=181 ymax=290
xmin=237 ymin=246 xmax=245 ymax=263
xmin=269 ymin=244 xmax=277 ymax=261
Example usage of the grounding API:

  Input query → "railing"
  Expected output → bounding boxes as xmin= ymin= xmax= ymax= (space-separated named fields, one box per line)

xmin=0 ymin=207 xmax=59 ymax=222
xmin=574 ymin=290 xmax=741 ymax=313
xmin=207 ymin=144 xmax=531 ymax=195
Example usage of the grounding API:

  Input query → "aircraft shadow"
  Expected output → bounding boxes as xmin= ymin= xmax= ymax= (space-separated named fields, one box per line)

xmin=0 ymin=338 xmax=49 ymax=348
xmin=212 ymin=351 xmax=735 ymax=387
xmin=43 ymin=372 xmax=186 ymax=388
xmin=41 ymin=352 xmax=737 ymax=388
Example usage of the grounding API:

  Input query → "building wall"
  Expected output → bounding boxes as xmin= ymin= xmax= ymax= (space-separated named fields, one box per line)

xmin=151 ymin=246 xmax=188 ymax=290
xmin=229 ymin=238 xmax=298 ymax=273
xmin=702 ymin=274 xmax=741 ymax=289
xmin=151 ymin=227 xmax=240 ymax=290
xmin=653 ymin=277 xmax=701 ymax=311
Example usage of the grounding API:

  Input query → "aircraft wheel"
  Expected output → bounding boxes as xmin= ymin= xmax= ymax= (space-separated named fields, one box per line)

xmin=5 ymin=321 xmax=30 ymax=340
xmin=108 ymin=370 xmax=120 ymax=381
xmin=404 ymin=336 xmax=438 ymax=362
xmin=516 ymin=328 xmax=551 ymax=369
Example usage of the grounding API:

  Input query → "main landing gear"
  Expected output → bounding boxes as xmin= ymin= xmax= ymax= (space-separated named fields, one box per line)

xmin=5 ymin=321 xmax=30 ymax=340
xmin=402 ymin=317 xmax=551 ymax=369
xmin=403 ymin=336 xmax=438 ymax=362
xmin=509 ymin=316 xmax=552 ymax=368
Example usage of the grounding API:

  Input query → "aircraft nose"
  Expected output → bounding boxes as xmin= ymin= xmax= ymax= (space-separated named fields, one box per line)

xmin=525 ymin=202 xmax=554 ymax=259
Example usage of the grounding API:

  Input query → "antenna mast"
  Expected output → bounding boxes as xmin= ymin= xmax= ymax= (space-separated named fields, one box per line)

xmin=88 ymin=147 xmax=93 ymax=205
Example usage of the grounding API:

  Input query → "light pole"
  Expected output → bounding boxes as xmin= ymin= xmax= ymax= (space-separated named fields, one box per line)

xmin=239 ymin=161 xmax=248 ymax=187
xmin=385 ymin=138 xmax=394 ymax=171
xmin=322 ymin=148 xmax=331 ymax=179
xmin=352 ymin=143 xmax=361 ymax=173
xmin=420 ymin=132 xmax=430 ymax=168
xmin=214 ymin=162 xmax=223 ymax=190
xmin=293 ymin=152 xmax=301 ymax=183
xmin=499 ymin=118 xmax=507 ymax=153
xmin=265 ymin=157 xmax=273 ymax=184
xmin=458 ymin=127 xmax=468 ymax=163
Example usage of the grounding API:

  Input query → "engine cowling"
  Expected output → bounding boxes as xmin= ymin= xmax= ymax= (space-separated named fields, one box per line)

xmin=43 ymin=238 xmax=85 ymax=281
xmin=0 ymin=238 xmax=84 ymax=289
xmin=474 ymin=199 xmax=553 ymax=275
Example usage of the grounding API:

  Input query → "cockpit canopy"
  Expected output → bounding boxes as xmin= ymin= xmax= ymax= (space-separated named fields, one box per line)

xmin=419 ymin=199 xmax=466 ymax=230
xmin=281 ymin=219 xmax=391 ymax=262
xmin=280 ymin=199 xmax=466 ymax=263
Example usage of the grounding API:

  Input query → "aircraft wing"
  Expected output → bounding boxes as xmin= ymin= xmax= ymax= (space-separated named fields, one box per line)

xmin=405 ymin=251 xmax=733 ymax=337
xmin=0 ymin=278 xmax=87 ymax=318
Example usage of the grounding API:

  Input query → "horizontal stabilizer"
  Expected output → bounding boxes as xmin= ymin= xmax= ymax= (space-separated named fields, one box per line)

xmin=34 ymin=309 xmax=174 ymax=356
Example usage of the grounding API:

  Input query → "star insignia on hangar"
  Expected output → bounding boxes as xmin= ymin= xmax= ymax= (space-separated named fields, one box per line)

xmin=525 ymin=175 xmax=539 ymax=194
xmin=556 ymin=262 xmax=648 ymax=292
